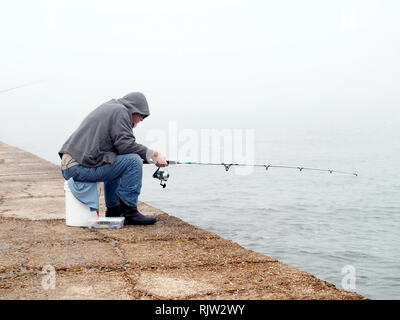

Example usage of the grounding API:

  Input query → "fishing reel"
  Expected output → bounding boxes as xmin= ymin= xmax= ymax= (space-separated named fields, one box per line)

xmin=153 ymin=167 xmax=170 ymax=189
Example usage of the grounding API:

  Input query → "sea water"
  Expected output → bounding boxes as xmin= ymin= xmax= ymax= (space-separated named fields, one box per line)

xmin=140 ymin=126 xmax=400 ymax=300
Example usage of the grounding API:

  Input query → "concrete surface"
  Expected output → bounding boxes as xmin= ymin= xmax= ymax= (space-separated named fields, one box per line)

xmin=0 ymin=141 xmax=366 ymax=300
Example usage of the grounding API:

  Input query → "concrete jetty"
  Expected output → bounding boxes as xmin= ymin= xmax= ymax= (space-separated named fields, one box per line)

xmin=0 ymin=141 xmax=366 ymax=299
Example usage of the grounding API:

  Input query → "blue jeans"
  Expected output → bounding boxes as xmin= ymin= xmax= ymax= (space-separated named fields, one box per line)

xmin=61 ymin=153 xmax=143 ymax=207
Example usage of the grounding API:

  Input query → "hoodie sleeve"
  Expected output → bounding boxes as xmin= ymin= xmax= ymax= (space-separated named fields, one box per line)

xmin=110 ymin=108 xmax=153 ymax=161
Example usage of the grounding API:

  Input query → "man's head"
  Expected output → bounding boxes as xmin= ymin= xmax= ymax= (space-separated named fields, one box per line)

xmin=118 ymin=92 xmax=150 ymax=127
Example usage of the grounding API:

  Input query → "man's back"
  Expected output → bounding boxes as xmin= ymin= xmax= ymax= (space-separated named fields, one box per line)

xmin=59 ymin=93 xmax=151 ymax=167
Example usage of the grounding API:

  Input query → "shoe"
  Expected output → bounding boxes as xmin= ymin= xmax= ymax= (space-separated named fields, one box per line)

xmin=105 ymin=205 xmax=122 ymax=217
xmin=119 ymin=199 xmax=156 ymax=225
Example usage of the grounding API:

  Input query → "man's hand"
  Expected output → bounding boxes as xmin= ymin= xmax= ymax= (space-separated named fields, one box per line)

xmin=152 ymin=151 xmax=168 ymax=167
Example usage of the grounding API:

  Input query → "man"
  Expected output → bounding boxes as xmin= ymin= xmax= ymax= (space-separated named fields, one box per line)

xmin=59 ymin=92 xmax=168 ymax=225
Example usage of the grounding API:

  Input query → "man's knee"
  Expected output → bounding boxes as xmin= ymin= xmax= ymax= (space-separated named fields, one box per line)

xmin=121 ymin=153 xmax=143 ymax=167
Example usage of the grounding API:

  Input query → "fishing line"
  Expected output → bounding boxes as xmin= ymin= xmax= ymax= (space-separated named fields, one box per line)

xmin=0 ymin=80 xmax=43 ymax=94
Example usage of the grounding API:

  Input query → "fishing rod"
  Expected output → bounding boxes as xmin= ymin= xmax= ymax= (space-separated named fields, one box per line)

xmin=151 ymin=160 xmax=358 ymax=188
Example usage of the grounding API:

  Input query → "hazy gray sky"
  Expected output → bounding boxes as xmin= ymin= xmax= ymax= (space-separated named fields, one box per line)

xmin=0 ymin=0 xmax=399 ymax=163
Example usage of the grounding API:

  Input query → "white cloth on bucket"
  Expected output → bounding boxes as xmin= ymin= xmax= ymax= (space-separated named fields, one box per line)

xmin=67 ymin=178 xmax=99 ymax=211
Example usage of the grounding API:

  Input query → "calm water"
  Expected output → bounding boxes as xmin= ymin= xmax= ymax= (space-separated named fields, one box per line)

xmin=139 ymin=128 xmax=400 ymax=300
xmin=1 ymin=106 xmax=399 ymax=300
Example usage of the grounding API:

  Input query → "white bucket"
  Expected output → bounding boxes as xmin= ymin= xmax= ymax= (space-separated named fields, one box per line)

xmin=64 ymin=181 xmax=98 ymax=227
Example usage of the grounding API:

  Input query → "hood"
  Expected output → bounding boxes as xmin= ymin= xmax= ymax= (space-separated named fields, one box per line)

xmin=117 ymin=92 xmax=150 ymax=119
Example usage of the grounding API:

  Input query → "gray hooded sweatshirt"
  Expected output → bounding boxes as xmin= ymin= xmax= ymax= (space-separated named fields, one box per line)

xmin=58 ymin=92 xmax=153 ymax=168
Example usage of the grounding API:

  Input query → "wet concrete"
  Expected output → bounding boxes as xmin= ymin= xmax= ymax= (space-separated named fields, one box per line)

xmin=0 ymin=141 xmax=366 ymax=299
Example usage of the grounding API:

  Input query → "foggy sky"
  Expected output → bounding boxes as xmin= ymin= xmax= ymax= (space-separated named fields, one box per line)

xmin=0 ymin=0 xmax=399 ymax=163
